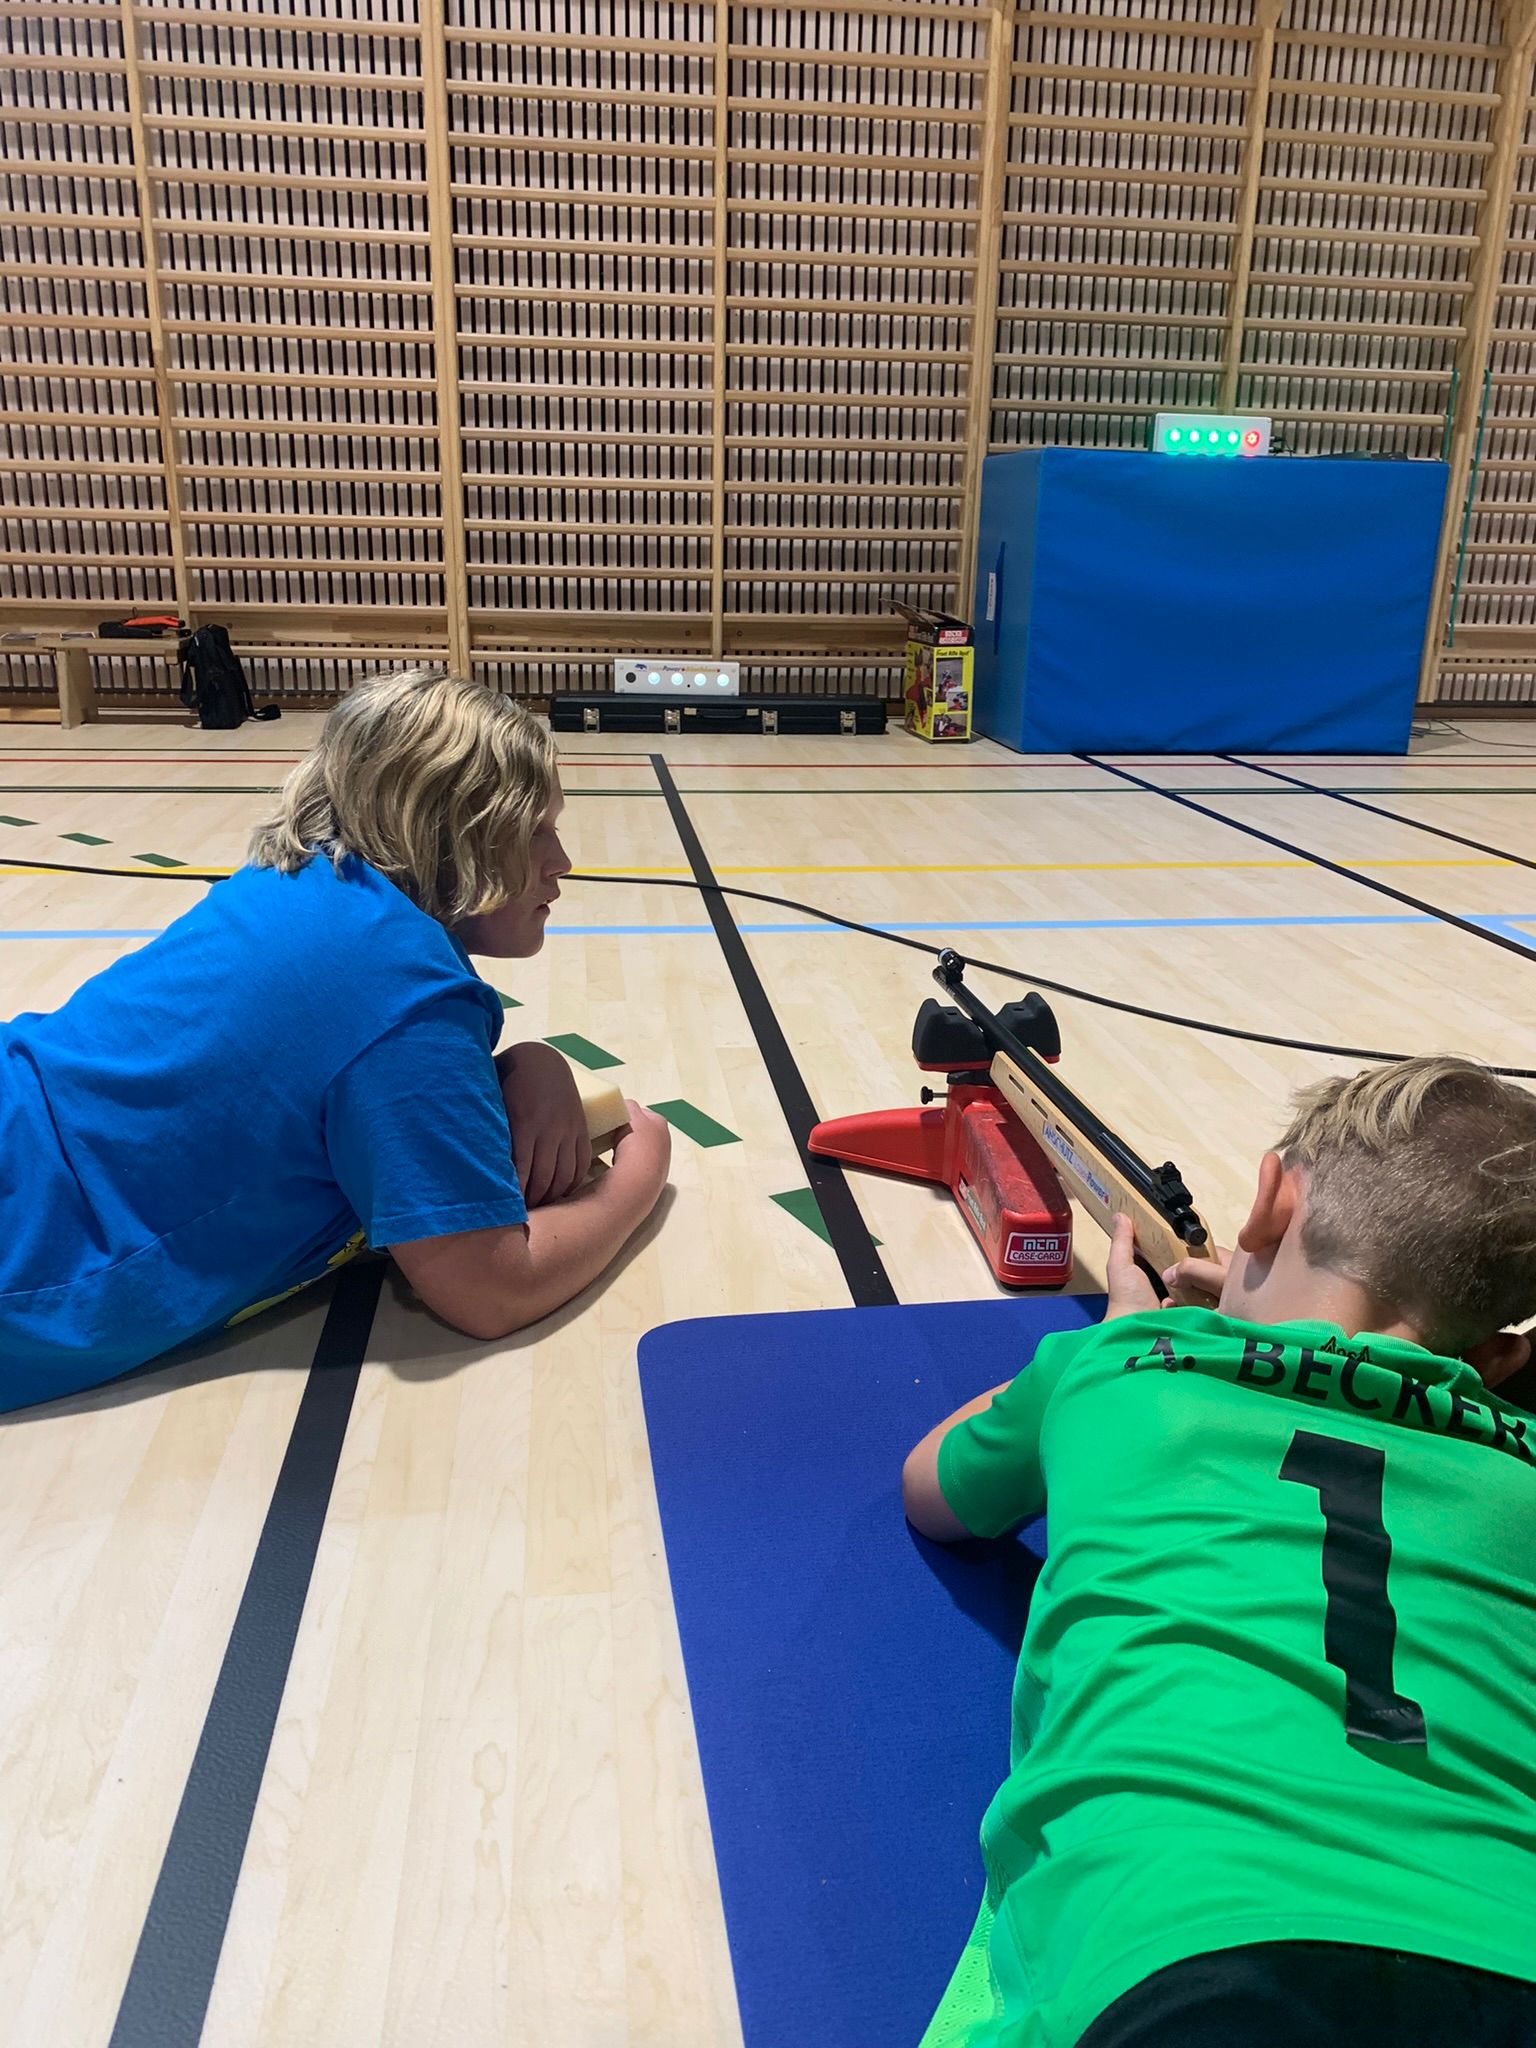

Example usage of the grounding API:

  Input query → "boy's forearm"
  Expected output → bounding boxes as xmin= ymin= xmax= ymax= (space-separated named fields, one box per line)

xmin=396 ymin=1159 xmax=662 ymax=1342
xmin=515 ymin=1164 xmax=655 ymax=1318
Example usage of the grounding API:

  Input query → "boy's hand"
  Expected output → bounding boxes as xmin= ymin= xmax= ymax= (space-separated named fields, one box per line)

xmin=1161 ymin=1246 xmax=1231 ymax=1310
xmin=608 ymin=1100 xmax=672 ymax=1203
xmin=499 ymin=1041 xmax=593 ymax=1207
xmin=1103 ymin=1212 xmax=1164 ymax=1320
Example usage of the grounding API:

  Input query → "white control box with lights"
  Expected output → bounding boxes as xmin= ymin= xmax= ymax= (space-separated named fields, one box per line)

xmin=1152 ymin=412 xmax=1271 ymax=457
xmin=614 ymin=658 xmax=740 ymax=696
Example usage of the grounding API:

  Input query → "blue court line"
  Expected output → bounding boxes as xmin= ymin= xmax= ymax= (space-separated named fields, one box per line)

xmin=1466 ymin=915 xmax=1536 ymax=948
xmin=7 ymin=912 xmax=1536 ymax=947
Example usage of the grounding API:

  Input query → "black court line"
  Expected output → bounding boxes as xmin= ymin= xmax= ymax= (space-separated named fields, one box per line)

xmin=109 ymin=1259 xmax=384 ymax=2048
xmin=651 ymin=753 xmax=898 ymax=1308
xmin=1217 ymin=754 xmax=1536 ymax=874
xmin=1079 ymin=755 xmax=1536 ymax=965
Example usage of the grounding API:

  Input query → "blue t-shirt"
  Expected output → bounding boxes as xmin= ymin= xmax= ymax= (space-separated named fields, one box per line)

xmin=0 ymin=854 xmax=526 ymax=1409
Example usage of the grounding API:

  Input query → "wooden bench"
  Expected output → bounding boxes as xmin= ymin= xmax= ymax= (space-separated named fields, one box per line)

xmin=0 ymin=628 xmax=181 ymax=729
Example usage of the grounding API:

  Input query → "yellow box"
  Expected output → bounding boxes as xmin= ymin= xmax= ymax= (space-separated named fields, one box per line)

xmin=903 ymin=641 xmax=973 ymax=742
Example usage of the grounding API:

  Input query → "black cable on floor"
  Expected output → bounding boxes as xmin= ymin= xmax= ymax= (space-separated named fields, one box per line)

xmin=562 ymin=870 xmax=1536 ymax=1078
xmin=6 ymin=854 xmax=1536 ymax=1080
xmin=1418 ymin=720 xmax=1536 ymax=754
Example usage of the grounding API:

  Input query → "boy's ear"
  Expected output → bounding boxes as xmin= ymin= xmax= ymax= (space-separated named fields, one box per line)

xmin=1236 ymin=1151 xmax=1296 ymax=1257
xmin=1463 ymin=1330 xmax=1531 ymax=1389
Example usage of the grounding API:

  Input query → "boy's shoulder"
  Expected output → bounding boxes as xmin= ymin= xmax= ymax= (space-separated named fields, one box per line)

xmin=210 ymin=857 xmax=497 ymax=1036
xmin=228 ymin=849 xmax=412 ymax=918
xmin=223 ymin=854 xmax=456 ymax=964
xmin=1052 ymin=1308 xmax=1536 ymax=1473
xmin=1064 ymin=1306 xmax=1440 ymax=1380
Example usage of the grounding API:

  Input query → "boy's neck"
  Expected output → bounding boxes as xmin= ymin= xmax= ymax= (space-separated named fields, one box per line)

xmin=1228 ymin=1241 xmax=1428 ymax=1351
xmin=1253 ymin=1281 xmax=1424 ymax=1348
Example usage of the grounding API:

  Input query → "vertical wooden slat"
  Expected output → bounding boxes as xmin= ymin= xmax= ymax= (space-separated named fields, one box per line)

xmin=956 ymin=0 xmax=1015 ymax=619
xmin=117 ymin=0 xmax=192 ymax=629
xmin=709 ymin=0 xmax=731 ymax=660
xmin=1219 ymin=0 xmax=1282 ymax=413
xmin=421 ymin=0 xmax=470 ymax=677
xmin=1420 ymin=0 xmax=1536 ymax=703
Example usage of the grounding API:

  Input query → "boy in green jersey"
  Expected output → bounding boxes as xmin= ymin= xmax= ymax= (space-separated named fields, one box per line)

xmin=903 ymin=1057 xmax=1536 ymax=2048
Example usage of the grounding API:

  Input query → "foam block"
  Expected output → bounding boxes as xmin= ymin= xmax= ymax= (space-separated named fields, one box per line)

xmin=573 ymin=1067 xmax=628 ymax=1149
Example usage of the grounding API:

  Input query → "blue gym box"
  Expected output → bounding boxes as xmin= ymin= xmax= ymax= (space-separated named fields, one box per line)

xmin=970 ymin=448 xmax=1449 ymax=755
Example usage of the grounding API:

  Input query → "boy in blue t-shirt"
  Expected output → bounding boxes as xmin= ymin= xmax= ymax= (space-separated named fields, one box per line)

xmin=0 ymin=671 xmax=670 ymax=1410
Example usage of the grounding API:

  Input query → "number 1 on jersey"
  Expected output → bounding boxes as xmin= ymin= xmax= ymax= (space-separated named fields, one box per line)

xmin=1280 ymin=1430 xmax=1428 ymax=1749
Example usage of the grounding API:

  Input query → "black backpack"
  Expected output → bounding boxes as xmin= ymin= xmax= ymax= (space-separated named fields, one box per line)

xmin=178 ymin=626 xmax=281 ymax=730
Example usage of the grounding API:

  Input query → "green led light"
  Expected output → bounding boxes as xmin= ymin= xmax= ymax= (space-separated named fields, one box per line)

xmin=1168 ymin=429 xmax=1182 ymax=444
xmin=1189 ymin=430 xmax=1201 ymax=444
xmin=1228 ymin=431 xmax=1239 ymax=445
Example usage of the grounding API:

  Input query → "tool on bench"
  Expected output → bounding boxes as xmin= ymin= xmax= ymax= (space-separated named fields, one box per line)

xmin=809 ymin=950 xmax=1216 ymax=1290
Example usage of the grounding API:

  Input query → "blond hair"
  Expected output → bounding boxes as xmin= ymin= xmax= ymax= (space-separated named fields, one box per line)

xmin=249 ymin=668 xmax=557 ymax=923
xmin=1277 ymin=1057 xmax=1536 ymax=1353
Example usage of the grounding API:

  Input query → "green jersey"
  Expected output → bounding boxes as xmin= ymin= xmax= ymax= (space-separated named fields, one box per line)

xmin=924 ymin=1308 xmax=1536 ymax=2048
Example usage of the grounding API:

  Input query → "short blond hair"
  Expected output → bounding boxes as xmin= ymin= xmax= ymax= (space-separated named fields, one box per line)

xmin=1277 ymin=1057 xmax=1536 ymax=1353
xmin=249 ymin=668 xmax=557 ymax=923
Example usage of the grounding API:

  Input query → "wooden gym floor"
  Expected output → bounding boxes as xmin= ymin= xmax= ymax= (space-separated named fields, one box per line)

xmin=4 ymin=714 xmax=1536 ymax=2048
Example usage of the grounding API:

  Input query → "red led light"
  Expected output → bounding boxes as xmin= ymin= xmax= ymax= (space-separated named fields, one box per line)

xmin=1243 ymin=430 xmax=1261 ymax=446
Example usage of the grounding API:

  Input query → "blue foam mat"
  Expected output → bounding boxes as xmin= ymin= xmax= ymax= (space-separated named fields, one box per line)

xmin=637 ymin=1294 xmax=1101 ymax=2048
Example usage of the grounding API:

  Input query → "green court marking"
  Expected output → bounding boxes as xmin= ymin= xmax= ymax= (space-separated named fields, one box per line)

xmin=543 ymin=1031 xmax=622 ymax=1070
xmin=649 ymin=1098 xmax=741 ymax=1148
xmin=61 ymin=831 xmax=110 ymax=846
xmin=0 ymin=813 xmax=36 ymax=826
xmin=493 ymin=989 xmax=522 ymax=1010
xmin=133 ymin=852 xmax=187 ymax=868
xmin=772 ymin=1186 xmax=880 ymax=1248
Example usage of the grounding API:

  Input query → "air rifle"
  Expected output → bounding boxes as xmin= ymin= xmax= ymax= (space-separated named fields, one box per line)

xmin=809 ymin=951 xmax=1217 ymax=1288
xmin=931 ymin=950 xmax=1215 ymax=1278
